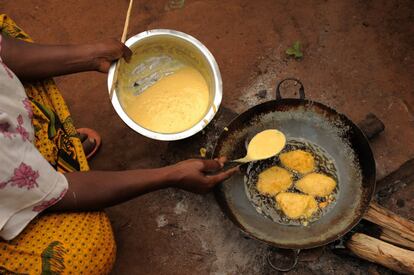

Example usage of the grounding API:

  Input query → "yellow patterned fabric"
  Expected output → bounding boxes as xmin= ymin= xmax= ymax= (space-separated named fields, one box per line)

xmin=0 ymin=15 xmax=116 ymax=274
xmin=0 ymin=213 xmax=116 ymax=275
xmin=24 ymin=80 xmax=89 ymax=173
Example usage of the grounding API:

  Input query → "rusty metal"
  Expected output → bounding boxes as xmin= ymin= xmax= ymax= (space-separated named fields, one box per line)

xmin=213 ymin=78 xmax=376 ymax=250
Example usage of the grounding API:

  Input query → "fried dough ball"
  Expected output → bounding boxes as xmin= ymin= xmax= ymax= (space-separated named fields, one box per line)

xmin=256 ymin=166 xmax=293 ymax=196
xmin=296 ymin=172 xmax=337 ymax=197
xmin=280 ymin=149 xmax=315 ymax=174
xmin=275 ymin=192 xmax=318 ymax=219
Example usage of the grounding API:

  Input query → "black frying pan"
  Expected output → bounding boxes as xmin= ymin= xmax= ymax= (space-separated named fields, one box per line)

xmin=213 ymin=78 xmax=376 ymax=270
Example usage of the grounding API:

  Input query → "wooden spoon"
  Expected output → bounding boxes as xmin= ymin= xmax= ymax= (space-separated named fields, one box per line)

xmin=231 ymin=129 xmax=286 ymax=163
xmin=109 ymin=0 xmax=134 ymax=100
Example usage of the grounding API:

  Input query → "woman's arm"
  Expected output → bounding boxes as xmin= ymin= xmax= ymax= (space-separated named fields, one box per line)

xmin=49 ymin=159 xmax=238 ymax=212
xmin=0 ymin=35 xmax=131 ymax=80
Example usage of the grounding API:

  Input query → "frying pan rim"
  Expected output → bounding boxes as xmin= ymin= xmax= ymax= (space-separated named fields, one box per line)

xmin=213 ymin=97 xmax=376 ymax=249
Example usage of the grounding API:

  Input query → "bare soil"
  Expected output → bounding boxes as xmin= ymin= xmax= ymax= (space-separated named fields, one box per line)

xmin=2 ymin=0 xmax=413 ymax=274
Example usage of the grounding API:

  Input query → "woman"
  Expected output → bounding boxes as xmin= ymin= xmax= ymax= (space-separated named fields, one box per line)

xmin=0 ymin=15 xmax=236 ymax=274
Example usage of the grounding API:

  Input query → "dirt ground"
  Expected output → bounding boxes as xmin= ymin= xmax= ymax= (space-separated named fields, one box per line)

xmin=2 ymin=0 xmax=414 ymax=274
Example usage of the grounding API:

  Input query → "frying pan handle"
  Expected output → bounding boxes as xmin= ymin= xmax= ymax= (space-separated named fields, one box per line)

xmin=276 ymin=78 xmax=305 ymax=100
xmin=357 ymin=113 xmax=385 ymax=140
xmin=267 ymin=247 xmax=300 ymax=272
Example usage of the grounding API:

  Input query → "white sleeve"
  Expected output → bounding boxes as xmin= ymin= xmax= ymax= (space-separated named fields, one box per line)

xmin=0 ymin=114 xmax=68 ymax=240
xmin=0 ymin=41 xmax=68 ymax=240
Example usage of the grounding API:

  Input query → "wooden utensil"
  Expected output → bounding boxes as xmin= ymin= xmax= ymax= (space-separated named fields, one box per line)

xmin=109 ymin=0 xmax=134 ymax=99
xmin=230 ymin=129 xmax=286 ymax=163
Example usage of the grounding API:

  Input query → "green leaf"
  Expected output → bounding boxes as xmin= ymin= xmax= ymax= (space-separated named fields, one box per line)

xmin=286 ymin=48 xmax=296 ymax=55
xmin=285 ymin=41 xmax=303 ymax=59
xmin=165 ymin=0 xmax=185 ymax=10
xmin=293 ymin=41 xmax=300 ymax=50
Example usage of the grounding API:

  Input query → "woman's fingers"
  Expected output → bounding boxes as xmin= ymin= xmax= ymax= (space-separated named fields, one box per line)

xmin=202 ymin=156 xmax=229 ymax=171
xmin=202 ymin=159 xmax=223 ymax=171
xmin=207 ymin=167 xmax=239 ymax=185
xmin=121 ymin=43 xmax=132 ymax=62
xmin=216 ymin=156 xmax=227 ymax=166
xmin=98 ymin=60 xmax=111 ymax=73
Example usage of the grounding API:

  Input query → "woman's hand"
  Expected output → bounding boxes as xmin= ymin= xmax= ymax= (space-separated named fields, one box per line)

xmin=51 ymin=158 xmax=238 ymax=212
xmin=167 ymin=158 xmax=239 ymax=194
xmin=1 ymin=35 xmax=133 ymax=80
xmin=92 ymin=39 xmax=132 ymax=73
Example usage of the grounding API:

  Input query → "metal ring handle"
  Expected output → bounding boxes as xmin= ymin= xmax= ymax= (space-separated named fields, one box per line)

xmin=267 ymin=248 xmax=300 ymax=272
xmin=275 ymin=78 xmax=305 ymax=100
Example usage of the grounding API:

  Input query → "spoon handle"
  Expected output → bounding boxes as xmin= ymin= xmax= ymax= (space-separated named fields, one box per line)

xmin=221 ymin=161 xmax=240 ymax=171
xmin=231 ymin=156 xmax=250 ymax=163
xmin=221 ymin=161 xmax=249 ymax=175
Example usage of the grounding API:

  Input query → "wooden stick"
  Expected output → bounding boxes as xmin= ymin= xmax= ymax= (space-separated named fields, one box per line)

xmin=121 ymin=0 xmax=134 ymax=43
xmin=109 ymin=0 xmax=134 ymax=99
xmin=380 ymin=227 xmax=414 ymax=250
xmin=364 ymin=202 xmax=414 ymax=244
xmin=346 ymin=233 xmax=414 ymax=274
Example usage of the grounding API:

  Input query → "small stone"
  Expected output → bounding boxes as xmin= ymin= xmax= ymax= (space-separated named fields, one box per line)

xmin=256 ymin=90 xmax=267 ymax=99
xmin=396 ymin=199 xmax=405 ymax=208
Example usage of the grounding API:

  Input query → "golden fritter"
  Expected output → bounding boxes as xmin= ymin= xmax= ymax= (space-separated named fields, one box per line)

xmin=256 ymin=166 xmax=293 ymax=196
xmin=296 ymin=172 xmax=337 ymax=197
xmin=280 ymin=149 xmax=315 ymax=174
xmin=275 ymin=192 xmax=318 ymax=219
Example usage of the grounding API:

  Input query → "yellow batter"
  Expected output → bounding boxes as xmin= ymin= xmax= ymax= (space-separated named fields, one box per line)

xmin=280 ymin=149 xmax=315 ymax=174
xmin=296 ymin=172 xmax=337 ymax=197
xmin=256 ymin=166 xmax=292 ymax=196
xmin=120 ymin=66 xmax=210 ymax=133
xmin=244 ymin=129 xmax=286 ymax=161
xmin=275 ymin=192 xmax=318 ymax=219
